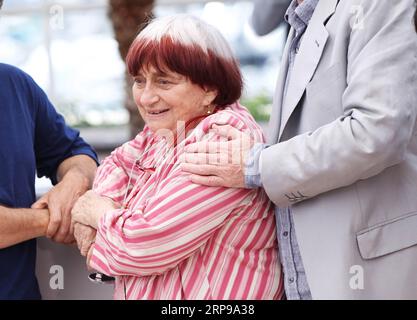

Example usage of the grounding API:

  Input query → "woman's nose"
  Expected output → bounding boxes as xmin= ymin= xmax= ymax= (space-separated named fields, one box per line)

xmin=140 ymin=85 xmax=159 ymax=107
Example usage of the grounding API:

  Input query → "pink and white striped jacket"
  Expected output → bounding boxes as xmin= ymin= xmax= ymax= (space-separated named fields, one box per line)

xmin=89 ymin=102 xmax=283 ymax=300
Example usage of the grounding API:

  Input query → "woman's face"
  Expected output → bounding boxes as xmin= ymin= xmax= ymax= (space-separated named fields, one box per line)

xmin=132 ymin=66 xmax=216 ymax=133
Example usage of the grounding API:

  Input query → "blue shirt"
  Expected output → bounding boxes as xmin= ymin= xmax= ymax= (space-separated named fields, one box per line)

xmin=0 ymin=63 xmax=98 ymax=299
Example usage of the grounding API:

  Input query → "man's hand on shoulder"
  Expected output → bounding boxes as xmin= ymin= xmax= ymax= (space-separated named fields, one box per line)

xmin=180 ymin=124 xmax=255 ymax=189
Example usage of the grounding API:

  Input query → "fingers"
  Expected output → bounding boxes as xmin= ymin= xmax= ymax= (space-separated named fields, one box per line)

xmin=183 ymin=133 xmax=252 ymax=168
xmin=69 ymin=219 xmax=75 ymax=238
xmin=181 ymin=163 xmax=220 ymax=176
xmin=70 ymin=199 xmax=82 ymax=224
xmin=181 ymin=152 xmax=230 ymax=165
xmin=210 ymin=118 xmax=229 ymax=127
xmin=184 ymin=124 xmax=251 ymax=154
xmin=182 ymin=149 xmax=244 ymax=166
xmin=212 ymin=124 xmax=243 ymax=140
xmin=80 ymin=239 xmax=95 ymax=257
xmin=188 ymin=174 xmax=225 ymax=187
xmin=184 ymin=141 xmax=228 ymax=153
xmin=61 ymin=233 xmax=76 ymax=245
xmin=81 ymin=233 xmax=96 ymax=257
xmin=70 ymin=196 xmax=89 ymax=226
xmin=180 ymin=124 xmax=253 ymax=189
xmin=74 ymin=223 xmax=82 ymax=251
xmin=31 ymin=194 xmax=49 ymax=209
xmin=64 ymin=221 xmax=76 ymax=245
xmin=74 ymin=222 xmax=96 ymax=256
xmin=86 ymin=245 xmax=95 ymax=270
xmin=46 ymin=199 xmax=62 ymax=239
xmin=52 ymin=205 xmax=72 ymax=243
xmin=79 ymin=238 xmax=89 ymax=256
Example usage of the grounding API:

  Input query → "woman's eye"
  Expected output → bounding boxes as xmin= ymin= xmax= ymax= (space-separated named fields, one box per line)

xmin=157 ymin=79 xmax=171 ymax=86
xmin=134 ymin=78 xmax=145 ymax=86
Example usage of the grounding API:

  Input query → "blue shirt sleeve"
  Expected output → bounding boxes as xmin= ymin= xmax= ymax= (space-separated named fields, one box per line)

xmin=244 ymin=143 xmax=268 ymax=188
xmin=27 ymin=75 xmax=99 ymax=185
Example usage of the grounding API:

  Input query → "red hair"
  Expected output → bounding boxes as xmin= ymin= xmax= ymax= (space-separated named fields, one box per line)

xmin=126 ymin=36 xmax=243 ymax=107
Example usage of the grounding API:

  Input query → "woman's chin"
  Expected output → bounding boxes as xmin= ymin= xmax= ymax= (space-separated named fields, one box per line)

xmin=147 ymin=122 xmax=176 ymax=135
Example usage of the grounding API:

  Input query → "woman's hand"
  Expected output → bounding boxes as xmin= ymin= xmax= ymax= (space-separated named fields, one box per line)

xmin=73 ymin=222 xmax=96 ymax=256
xmin=86 ymin=244 xmax=95 ymax=270
xmin=71 ymin=190 xmax=118 ymax=229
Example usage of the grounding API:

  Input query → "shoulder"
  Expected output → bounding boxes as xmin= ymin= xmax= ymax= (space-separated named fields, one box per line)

xmin=0 ymin=63 xmax=45 ymax=101
xmin=196 ymin=102 xmax=266 ymax=143
xmin=0 ymin=63 xmax=33 ymax=81
xmin=0 ymin=64 xmax=47 ymax=116
xmin=335 ymin=0 xmax=413 ymax=24
xmin=0 ymin=63 xmax=33 ymax=83
xmin=111 ymin=125 xmax=154 ymax=157
xmin=333 ymin=0 xmax=416 ymax=57
xmin=0 ymin=63 xmax=23 ymax=75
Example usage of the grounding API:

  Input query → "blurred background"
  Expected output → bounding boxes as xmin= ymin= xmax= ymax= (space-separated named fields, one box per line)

xmin=0 ymin=0 xmax=287 ymax=299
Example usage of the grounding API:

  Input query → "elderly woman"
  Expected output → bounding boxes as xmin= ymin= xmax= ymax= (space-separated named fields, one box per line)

xmin=71 ymin=15 xmax=283 ymax=300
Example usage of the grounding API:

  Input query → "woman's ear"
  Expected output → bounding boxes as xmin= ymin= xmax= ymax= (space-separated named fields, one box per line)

xmin=203 ymin=87 xmax=218 ymax=106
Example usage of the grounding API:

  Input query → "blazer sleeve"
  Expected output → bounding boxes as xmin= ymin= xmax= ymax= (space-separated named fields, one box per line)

xmin=251 ymin=0 xmax=291 ymax=36
xmin=260 ymin=0 xmax=417 ymax=207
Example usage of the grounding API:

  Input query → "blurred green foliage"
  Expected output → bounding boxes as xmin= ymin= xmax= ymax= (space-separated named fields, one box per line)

xmin=241 ymin=92 xmax=272 ymax=123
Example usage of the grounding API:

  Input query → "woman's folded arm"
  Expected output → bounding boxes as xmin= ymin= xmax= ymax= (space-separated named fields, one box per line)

xmin=90 ymin=169 xmax=254 ymax=276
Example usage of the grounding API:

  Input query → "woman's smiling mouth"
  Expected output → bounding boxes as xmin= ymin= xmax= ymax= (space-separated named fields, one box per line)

xmin=147 ymin=109 xmax=170 ymax=116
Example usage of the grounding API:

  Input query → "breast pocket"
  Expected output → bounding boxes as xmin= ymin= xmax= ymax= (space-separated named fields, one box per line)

xmin=297 ymin=62 xmax=346 ymax=132
xmin=305 ymin=62 xmax=346 ymax=117
xmin=356 ymin=212 xmax=417 ymax=260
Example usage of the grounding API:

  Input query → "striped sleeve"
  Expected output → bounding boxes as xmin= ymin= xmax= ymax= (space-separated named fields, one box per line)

xmin=89 ymin=114 xmax=262 ymax=277
xmin=90 ymin=180 xmax=254 ymax=277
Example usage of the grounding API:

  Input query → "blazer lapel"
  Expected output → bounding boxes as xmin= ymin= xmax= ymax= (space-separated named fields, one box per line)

xmin=278 ymin=0 xmax=339 ymax=140
xmin=267 ymin=28 xmax=294 ymax=144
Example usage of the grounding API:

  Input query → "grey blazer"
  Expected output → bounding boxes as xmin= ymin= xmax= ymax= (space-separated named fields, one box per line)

xmin=251 ymin=0 xmax=291 ymax=35
xmin=260 ymin=0 xmax=417 ymax=299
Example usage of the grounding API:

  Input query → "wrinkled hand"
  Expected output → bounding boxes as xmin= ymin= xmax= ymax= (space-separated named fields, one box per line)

xmin=86 ymin=243 xmax=95 ymax=270
xmin=180 ymin=124 xmax=254 ymax=188
xmin=74 ymin=223 xmax=96 ymax=257
xmin=71 ymin=190 xmax=118 ymax=229
xmin=31 ymin=171 xmax=90 ymax=244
